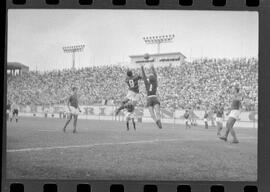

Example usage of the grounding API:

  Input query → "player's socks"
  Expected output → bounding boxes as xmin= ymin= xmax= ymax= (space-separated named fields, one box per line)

xmin=132 ymin=120 xmax=136 ymax=130
xmin=156 ymin=120 xmax=162 ymax=129
xmin=219 ymin=136 xmax=227 ymax=142
xmin=126 ymin=122 xmax=129 ymax=131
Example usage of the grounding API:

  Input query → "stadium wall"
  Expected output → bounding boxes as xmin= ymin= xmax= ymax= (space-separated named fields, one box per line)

xmin=14 ymin=105 xmax=258 ymax=128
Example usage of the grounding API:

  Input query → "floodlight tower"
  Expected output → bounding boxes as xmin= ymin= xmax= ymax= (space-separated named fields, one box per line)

xmin=63 ymin=44 xmax=85 ymax=69
xmin=143 ymin=34 xmax=175 ymax=54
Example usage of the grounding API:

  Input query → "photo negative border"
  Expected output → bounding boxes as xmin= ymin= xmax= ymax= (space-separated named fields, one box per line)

xmin=2 ymin=0 xmax=270 ymax=191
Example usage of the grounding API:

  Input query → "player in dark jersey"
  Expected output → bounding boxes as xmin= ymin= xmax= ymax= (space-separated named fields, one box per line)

xmin=203 ymin=109 xmax=209 ymax=129
xmin=215 ymin=103 xmax=224 ymax=136
xmin=184 ymin=109 xmax=190 ymax=129
xmin=6 ymin=101 xmax=11 ymax=122
xmin=141 ymin=63 xmax=162 ymax=129
xmin=11 ymin=102 xmax=19 ymax=122
xmin=220 ymin=86 xmax=241 ymax=143
xmin=63 ymin=87 xmax=81 ymax=133
xmin=115 ymin=70 xmax=142 ymax=115
xmin=116 ymin=100 xmax=136 ymax=131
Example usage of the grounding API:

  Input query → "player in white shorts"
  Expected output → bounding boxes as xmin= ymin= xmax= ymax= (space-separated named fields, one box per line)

xmin=220 ymin=86 xmax=242 ymax=143
xmin=115 ymin=70 xmax=142 ymax=115
xmin=63 ymin=87 xmax=81 ymax=133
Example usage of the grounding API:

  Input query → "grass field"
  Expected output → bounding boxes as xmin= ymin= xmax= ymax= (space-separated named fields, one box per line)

xmin=6 ymin=117 xmax=257 ymax=181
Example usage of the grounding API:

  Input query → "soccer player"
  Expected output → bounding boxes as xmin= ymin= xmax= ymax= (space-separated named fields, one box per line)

xmin=215 ymin=103 xmax=225 ymax=136
xmin=116 ymin=100 xmax=136 ymax=131
xmin=6 ymin=101 xmax=11 ymax=122
xmin=11 ymin=102 xmax=19 ymax=122
xmin=116 ymin=70 xmax=142 ymax=114
xmin=203 ymin=109 xmax=209 ymax=129
xmin=141 ymin=63 xmax=162 ymax=129
xmin=184 ymin=109 xmax=190 ymax=129
xmin=219 ymin=86 xmax=242 ymax=143
xmin=63 ymin=87 xmax=81 ymax=133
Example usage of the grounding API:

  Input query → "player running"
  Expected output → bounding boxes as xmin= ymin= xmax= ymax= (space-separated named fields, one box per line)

xmin=141 ymin=63 xmax=162 ymax=129
xmin=63 ymin=87 xmax=81 ymax=133
xmin=215 ymin=103 xmax=225 ymax=136
xmin=219 ymin=86 xmax=242 ymax=143
xmin=115 ymin=70 xmax=142 ymax=114
xmin=11 ymin=102 xmax=19 ymax=123
xmin=184 ymin=109 xmax=191 ymax=129
xmin=116 ymin=99 xmax=136 ymax=131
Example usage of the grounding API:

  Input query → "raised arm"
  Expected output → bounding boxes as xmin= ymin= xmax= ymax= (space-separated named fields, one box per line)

xmin=141 ymin=65 xmax=148 ymax=86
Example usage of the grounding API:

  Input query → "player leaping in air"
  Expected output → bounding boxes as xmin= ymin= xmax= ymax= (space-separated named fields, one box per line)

xmin=116 ymin=99 xmax=136 ymax=131
xmin=141 ymin=58 xmax=162 ymax=129
xmin=115 ymin=69 xmax=142 ymax=114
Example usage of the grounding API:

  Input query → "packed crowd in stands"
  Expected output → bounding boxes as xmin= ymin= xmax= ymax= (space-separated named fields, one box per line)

xmin=7 ymin=58 xmax=258 ymax=111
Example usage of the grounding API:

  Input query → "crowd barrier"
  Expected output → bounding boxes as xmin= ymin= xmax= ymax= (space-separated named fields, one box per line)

xmin=14 ymin=105 xmax=258 ymax=128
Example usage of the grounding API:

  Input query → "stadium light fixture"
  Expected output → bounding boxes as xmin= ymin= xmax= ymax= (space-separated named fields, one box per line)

xmin=62 ymin=44 xmax=85 ymax=69
xmin=143 ymin=34 xmax=175 ymax=54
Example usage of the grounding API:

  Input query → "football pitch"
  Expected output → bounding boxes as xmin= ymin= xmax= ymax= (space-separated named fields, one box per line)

xmin=6 ymin=117 xmax=257 ymax=181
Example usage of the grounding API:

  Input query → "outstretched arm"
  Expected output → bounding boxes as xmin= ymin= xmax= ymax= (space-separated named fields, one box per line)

xmin=141 ymin=65 xmax=148 ymax=86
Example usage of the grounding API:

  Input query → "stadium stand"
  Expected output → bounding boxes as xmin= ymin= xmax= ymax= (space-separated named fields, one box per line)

xmin=7 ymin=58 xmax=258 ymax=111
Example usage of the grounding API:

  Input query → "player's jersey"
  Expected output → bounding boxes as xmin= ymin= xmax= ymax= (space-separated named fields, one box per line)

xmin=216 ymin=107 xmax=224 ymax=118
xmin=125 ymin=75 xmax=141 ymax=93
xmin=69 ymin=95 xmax=78 ymax=108
xmin=124 ymin=103 xmax=135 ymax=113
xmin=204 ymin=112 xmax=209 ymax=119
xmin=184 ymin=112 xmax=189 ymax=119
xmin=231 ymin=94 xmax=241 ymax=110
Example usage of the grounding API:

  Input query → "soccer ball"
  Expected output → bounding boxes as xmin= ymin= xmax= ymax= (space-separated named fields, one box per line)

xmin=144 ymin=53 xmax=150 ymax=60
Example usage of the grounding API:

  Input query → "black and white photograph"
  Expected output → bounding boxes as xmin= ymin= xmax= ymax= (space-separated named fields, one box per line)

xmin=6 ymin=10 xmax=258 ymax=181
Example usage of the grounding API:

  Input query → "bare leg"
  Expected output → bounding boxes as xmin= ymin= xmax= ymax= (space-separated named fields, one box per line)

xmin=217 ymin=122 xmax=223 ymax=136
xmin=132 ymin=118 xmax=136 ymax=130
xmin=229 ymin=119 xmax=239 ymax=143
xmin=73 ymin=115 xmax=78 ymax=133
xmin=148 ymin=107 xmax=157 ymax=122
xmin=154 ymin=104 xmax=162 ymax=129
xmin=63 ymin=114 xmax=72 ymax=132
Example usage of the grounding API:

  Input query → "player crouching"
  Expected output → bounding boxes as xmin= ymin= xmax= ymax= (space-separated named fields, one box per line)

xmin=116 ymin=100 xmax=136 ymax=131
xmin=63 ymin=87 xmax=81 ymax=133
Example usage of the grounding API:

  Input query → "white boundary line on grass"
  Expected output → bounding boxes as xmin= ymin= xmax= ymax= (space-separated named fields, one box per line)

xmin=7 ymin=136 xmax=256 ymax=153
xmin=7 ymin=138 xmax=180 ymax=153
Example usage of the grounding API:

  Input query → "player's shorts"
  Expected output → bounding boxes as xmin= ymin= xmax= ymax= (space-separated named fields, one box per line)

xmin=228 ymin=110 xmax=240 ymax=120
xmin=216 ymin=117 xmax=223 ymax=123
xmin=125 ymin=111 xmax=135 ymax=120
xmin=146 ymin=95 xmax=160 ymax=107
xmin=13 ymin=109 xmax=18 ymax=115
xmin=69 ymin=106 xmax=80 ymax=115
xmin=185 ymin=119 xmax=189 ymax=123
xmin=204 ymin=118 xmax=208 ymax=122
xmin=7 ymin=109 xmax=11 ymax=114
xmin=126 ymin=90 xmax=141 ymax=102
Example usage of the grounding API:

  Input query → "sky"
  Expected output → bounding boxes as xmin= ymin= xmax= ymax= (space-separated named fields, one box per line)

xmin=8 ymin=10 xmax=258 ymax=71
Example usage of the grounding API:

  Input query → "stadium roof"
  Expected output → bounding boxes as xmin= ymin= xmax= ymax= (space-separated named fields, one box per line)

xmin=7 ymin=62 xmax=29 ymax=70
xmin=129 ymin=52 xmax=186 ymax=59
